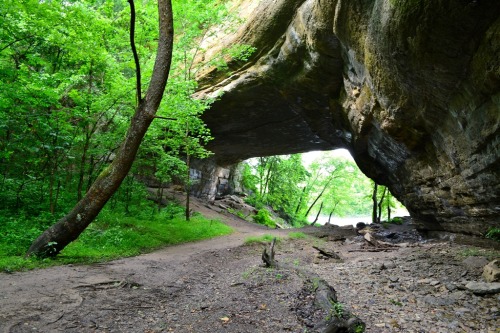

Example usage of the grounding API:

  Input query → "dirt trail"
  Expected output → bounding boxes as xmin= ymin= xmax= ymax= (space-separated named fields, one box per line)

xmin=0 ymin=199 xmax=288 ymax=332
xmin=1 ymin=197 xmax=498 ymax=333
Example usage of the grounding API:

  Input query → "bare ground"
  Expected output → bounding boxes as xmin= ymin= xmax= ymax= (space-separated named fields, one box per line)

xmin=1 ymin=196 xmax=499 ymax=333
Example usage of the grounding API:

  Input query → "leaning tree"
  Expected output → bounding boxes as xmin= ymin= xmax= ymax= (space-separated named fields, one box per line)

xmin=27 ymin=0 xmax=174 ymax=257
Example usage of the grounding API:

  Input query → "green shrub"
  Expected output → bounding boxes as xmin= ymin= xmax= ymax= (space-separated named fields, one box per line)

xmin=244 ymin=195 xmax=264 ymax=210
xmin=252 ymin=209 xmax=276 ymax=228
xmin=288 ymin=232 xmax=308 ymax=239
xmin=485 ymin=227 xmax=500 ymax=242
xmin=244 ymin=234 xmax=280 ymax=245
xmin=391 ymin=217 xmax=404 ymax=224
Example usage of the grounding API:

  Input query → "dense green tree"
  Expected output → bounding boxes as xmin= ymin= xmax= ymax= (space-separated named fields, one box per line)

xmin=302 ymin=154 xmax=372 ymax=223
xmin=242 ymin=151 xmax=384 ymax=225
xmin=0 ymin=0 xmax=134 ymax=214
xmin=26 ymin=0 xmax=174 ymax=257
xmin=242 ymin=155 xmax=308 ymax=225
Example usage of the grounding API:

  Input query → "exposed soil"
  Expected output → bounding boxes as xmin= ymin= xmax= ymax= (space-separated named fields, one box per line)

xmin=1 ymin=195 xmax=499 ymax=333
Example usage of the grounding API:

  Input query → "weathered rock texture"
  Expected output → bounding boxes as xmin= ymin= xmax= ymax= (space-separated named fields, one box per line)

xmin=195 ymin=0 xmax=500 ymax=235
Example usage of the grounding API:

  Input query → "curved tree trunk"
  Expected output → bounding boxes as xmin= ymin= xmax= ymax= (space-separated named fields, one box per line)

xmin=26 ymin=0 xmax=174 ymax=257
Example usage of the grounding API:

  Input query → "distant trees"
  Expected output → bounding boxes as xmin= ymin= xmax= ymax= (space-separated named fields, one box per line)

xmin=371 ymin=182 xmax=395 ymax=223
xmin=1 ymin=0 xmax=134 ymax=214
xmin=241 ymin=152 xmax=379 ymax=226
xmin=242 ymin=155 xmax=307 ymax=225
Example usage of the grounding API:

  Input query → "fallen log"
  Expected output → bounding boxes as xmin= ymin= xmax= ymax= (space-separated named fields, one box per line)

xmin=312 ymin=246 xmax=341 ymax=259
xmin=260 ymin=240 xmax=365 ymax=333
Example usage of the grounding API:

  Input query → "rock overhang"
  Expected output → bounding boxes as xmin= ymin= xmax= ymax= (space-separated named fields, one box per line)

xmin=195 ymin=0 xmax=500 ymax=236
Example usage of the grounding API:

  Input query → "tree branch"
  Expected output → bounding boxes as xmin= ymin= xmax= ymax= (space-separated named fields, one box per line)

xmin=153 ymin=115 xmax=177 ymax=121
xmin=128 ymin=0 xmax=142 ymax=104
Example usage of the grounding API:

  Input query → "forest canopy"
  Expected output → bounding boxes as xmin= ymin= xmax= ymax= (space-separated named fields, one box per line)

xmin=0 ymin=0 xmax=239 ymax=216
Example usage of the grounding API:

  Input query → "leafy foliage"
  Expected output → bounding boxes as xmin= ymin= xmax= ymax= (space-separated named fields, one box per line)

xmin=0 ymin=0 xmax=253 ymax=257
xmin=485 ymin=227 xmax=500 ymax=242
xmin=241 ymin=151 xmax=386 ymax=226
xmin=252 ymin=209 xmax=276 ymax=228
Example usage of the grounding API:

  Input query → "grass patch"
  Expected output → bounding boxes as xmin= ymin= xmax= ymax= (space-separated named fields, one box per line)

xmin=485 ymin=227 xmax=500 ymax=242
xmin=458 ymin=246 xmax=500 ymax=261
xmin=244 ymin=234 xmax=281 ymax=245
xmin=288 ymin=231 xmax=308 ymax=239
xmin=0 ymin=206 xmax=232 ymax=272
xmin=382 ymin=216 xmax=404 ymax=228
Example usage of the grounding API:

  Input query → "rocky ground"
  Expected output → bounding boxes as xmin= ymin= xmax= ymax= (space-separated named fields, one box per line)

xmin=1 ymin=196 xmax=499 ymax=333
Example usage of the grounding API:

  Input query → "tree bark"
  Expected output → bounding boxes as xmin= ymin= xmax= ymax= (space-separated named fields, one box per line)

xmin=27 ymin=0 xmax=174 ymax=257
xmin=303 ymin=175 xmax=335 ymax=219
xmin=185 ymin=152 xmax=191 ymax=221
xmin=327 ymin=210 xmax=334 ymax=225
xmin=261 ymin=237 xmax=277 ymax=268
xmin=372 ymin=182 xmax=378 ymax=224
xmin=311 ymin=201 xmax=323 ymax=226
xmin=377 ymin=186 xmax=387 ymax=223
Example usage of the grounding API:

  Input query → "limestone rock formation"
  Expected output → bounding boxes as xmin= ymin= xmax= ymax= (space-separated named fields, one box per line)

xmin=195 ymin=0 xmax=500 ymax=235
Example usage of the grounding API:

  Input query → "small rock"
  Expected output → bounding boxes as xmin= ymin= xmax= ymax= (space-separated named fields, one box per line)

xmin=465 ymin=281 xmax=500 ymax=295
xmin=483 ymin=259 xmax=500 ymax=283
xmin=445 ymin=283 xmax=457 ymax=291
xmin=356 ymin=222 xmax=367 ymax=230
xmin=462 ymin=256 xmax=489 ymax=269
xmin=430 ymin=280 xmax=440 ymax=286
xmin=422 ymin=295 xmax=456 ymax=306
xmin=383 ymin=261 xmax=396 ymax=269
xmin=389 ymin=276 xmax=399 ymax=283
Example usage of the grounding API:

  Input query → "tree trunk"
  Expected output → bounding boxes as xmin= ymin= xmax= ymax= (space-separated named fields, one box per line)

xmin=372 ymin=182 xmax=378 ymax=224
xmin=311 ymin=201 xmax=323 ymax=226
xmin=294 ymin=185 xmax=307 ymax=215
xmin=327 ymin=209 xmax=334 ymax=225
xmin=377 ymin=187 xmax=387 ymax=223
xmin=386 ymin=191 xmax=391 ymax=222
xmin=26 ymin=0 xmax=174 ymax=257
xmin=185 ymin=152 xmax=191 ymax=221
xmin=303 ymin=175 xmax=335 ymax=219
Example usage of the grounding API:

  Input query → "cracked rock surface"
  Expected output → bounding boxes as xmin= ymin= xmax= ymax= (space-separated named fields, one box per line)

xmin=195 ymin=0 xmax=500 ymax=235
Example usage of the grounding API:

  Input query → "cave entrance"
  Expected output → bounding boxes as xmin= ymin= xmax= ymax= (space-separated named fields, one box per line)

xmin=242 ymin=149 xmax=408 ymax=228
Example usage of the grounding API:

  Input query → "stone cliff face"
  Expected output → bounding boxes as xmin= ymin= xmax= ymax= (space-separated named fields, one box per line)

xmin=195 ymin=0 xmax=500 ymax=235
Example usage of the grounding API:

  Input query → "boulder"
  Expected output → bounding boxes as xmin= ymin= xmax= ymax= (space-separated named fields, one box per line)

xmin=462 ymin=256 xmax=490 ymax=270
xmin=465 ymin=282 xmax=500 ymax=295
xmin=483 ymin=260 xmax=500 ymax=283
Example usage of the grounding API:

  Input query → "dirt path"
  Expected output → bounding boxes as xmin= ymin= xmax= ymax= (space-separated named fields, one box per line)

xmin=1 ymin=198 xmax=499 ymax=333
xmin=0 ymin=199 xmax=290 ymax=333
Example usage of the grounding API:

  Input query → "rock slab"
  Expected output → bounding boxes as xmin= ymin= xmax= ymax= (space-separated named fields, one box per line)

xmin=465 ymin=282 xmax=500 ymax=295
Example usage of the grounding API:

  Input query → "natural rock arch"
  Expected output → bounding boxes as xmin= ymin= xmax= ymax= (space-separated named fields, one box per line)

xmin=194 ymin=0 xmax=499 ymax=236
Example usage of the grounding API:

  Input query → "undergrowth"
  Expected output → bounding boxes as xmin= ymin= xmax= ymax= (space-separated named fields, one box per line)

xmin=485 ymin=227 xmax=500 ymax=242
xmin=244 ymin=234 xmax=281 ymax=245
xmin=252 ymin=209 xmax=276 ymax=228
xmin=458 ymin=246 xmax=500 ymax=261
xmin=0 ymin=204 xmax=232 ymax=272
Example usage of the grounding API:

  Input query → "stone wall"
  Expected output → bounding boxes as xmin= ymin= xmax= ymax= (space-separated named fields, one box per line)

xmin=189 ymin=158 xmax=232 ymax=201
